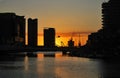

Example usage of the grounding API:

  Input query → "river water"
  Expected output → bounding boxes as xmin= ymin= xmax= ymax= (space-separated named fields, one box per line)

xmin=0 ymin=52 xmax=120 ymax=78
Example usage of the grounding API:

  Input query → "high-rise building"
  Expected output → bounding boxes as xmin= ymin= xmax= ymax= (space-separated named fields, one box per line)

xmin=102 ymin=0 xmax=120 ymax=30
xmin=86 ymin=0 xmax=120 ymax=55
xmin=44 ymin=28 xmax=55 ymax=47
xmin=102 ymin=0 xmax=120 ymax=48
xmin=16 ymin=16 xmax=26 ymax=46
xmin=28 ymin=18 xmax=38 ymax=46
xmin=0 ymin=13 xmax=25 ymax=46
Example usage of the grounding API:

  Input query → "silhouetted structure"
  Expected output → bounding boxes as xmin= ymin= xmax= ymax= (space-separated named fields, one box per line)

xmin=44 ymin=28 xmax=55 ymax=47
xmin=28 ymin=18 xmax=38 ymax=46
xmin=78 ymin=34 xmax=81 ymax=47
xmin=0 ymin=13 xmax=25 ymax=46
xmin=68 ymin=38 xmax=74 ymax=47
xmin=86 ymin=0 xmax=120 ymax=57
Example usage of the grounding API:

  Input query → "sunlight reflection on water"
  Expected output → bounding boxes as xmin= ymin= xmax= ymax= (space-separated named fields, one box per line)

xmin=0 ymin=52 xmax=120 ymax=78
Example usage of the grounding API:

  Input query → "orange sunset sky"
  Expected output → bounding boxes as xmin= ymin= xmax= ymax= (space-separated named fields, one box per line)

xmin=37 ymin=32 xmax=91 ymax=46
xmin=0 ymin=0 xmax=109 ymax=46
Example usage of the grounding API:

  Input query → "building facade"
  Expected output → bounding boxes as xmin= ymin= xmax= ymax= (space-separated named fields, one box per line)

xmin=28 ymin=18 xmax=38 ymax=46
xmin=86 ymin=0 xmax=120 ymax=56
xmin=102 ymin=0 xmax=120 ymax=30
xmin=44 ymin=28 xmax=55 ymax=47
xmin=0 ymin=13 xmax=25 ymax=46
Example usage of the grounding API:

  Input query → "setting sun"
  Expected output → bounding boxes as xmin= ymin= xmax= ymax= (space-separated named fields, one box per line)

xmin=37 ymin=32 xmax=89 ymax=47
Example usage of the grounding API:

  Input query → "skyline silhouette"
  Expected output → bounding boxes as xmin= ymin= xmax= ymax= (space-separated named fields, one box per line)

xmin=0 ymin=0 xmax=107 ymax=46
xmin=0 ymin=0 xmax=120 ymax=58
xmin=0 ymin=0 xmax=120 ymax=78
xmin=84 ymin=0 xmax=120 ymax=58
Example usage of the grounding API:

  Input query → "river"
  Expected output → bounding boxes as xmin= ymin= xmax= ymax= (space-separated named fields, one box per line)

xmin=0 ymin=52 xmax=120 ymax=78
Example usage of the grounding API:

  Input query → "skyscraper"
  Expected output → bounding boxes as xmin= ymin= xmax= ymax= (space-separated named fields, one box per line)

xmin=102 ymin=0 xmax=120 ymax=30
xmin=86 ymin=0 xmax=120 ymax=55
xmin=0 ymin=13 xmax=25 ymax=46
xmin=28 ymin=18 xmax=38 ymax=46
xmin=44 ymin=28 xmax=55 ymax=47
xmin=16 ymin=15 xmax=26 ymax=46
xmin=102 ymin=0 xmax=120 ymax=48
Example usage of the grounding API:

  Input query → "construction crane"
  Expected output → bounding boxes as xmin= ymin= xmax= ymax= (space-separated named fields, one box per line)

xmin=78 ymin=34 xmax=81 ymax=47
xmin=68 ymin=33 xmax=75 ymax=47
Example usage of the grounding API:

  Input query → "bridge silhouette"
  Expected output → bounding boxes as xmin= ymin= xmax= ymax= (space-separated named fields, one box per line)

xmin=0 ymin=46 xmax=81 ymax=53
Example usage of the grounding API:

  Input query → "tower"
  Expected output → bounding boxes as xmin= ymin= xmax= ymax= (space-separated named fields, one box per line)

xmin=78 ymin=34 xmax=81 ymax=47
xmin=44 ymin=28 xmax=55 ymax=47
xmin=28 ymin=18 xmax=38 ymax=46
xmin=0 ymin=13 xmax=25 ymax=46
xmin=68 ymin=38 xmax=74 ymax=47
xmin=102 ymin=0 xmax=120 ymax=48
xmin=102 ymin=0 xmax=120 ymax=30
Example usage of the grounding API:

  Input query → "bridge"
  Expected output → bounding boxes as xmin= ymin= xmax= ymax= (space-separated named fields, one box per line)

xmin=0 ymin=46 xmax=81 ymax=53
xmin=0 ymin=46 xmax=83 ymax=57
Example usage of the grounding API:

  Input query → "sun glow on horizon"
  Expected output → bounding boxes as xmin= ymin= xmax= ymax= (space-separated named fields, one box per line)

xmin=1 ymin=0 xmax=103 ymax=47
xmin=26 ymin=32 xmax=89 ymax=46
xmin=37 ymin=32 xmax=89 ymax=46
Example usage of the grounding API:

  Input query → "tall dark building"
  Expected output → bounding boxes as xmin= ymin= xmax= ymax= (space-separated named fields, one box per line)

xmin=16 ymin=16 xmax=26 ymax=46
xmin=0 ymin=13 xmax=25 ymax=46
xmin=28 ymin=18 xmax=38 ymax=46
xmin=101 ymin=0 xmax=120 ymax=48
xmin=102 ymin=0 xmax=120 ymax=30
xmin=44 ymin=28 xmax=55 ymax=47
xmin=86 ymin=0 xmax=120 ymax=56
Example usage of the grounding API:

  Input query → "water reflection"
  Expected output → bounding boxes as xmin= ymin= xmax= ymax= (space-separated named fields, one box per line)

xmin=36 ymin=57 xmax=44 ymax=78
xmin=24 ymin=56 xmax=29 ymax=71
xmin=37 ymin=52 xmax=63 ymax=58
xmin=101 ymin=60 xmax=120 ymax=78
xmin=37 ymin=53 xmax=44 ymax=58
xmin=55 ymin=57 xmax=101 ymax=78
xmin=55 ymin=52 xmax=63 ymax=58
xmin=0 ymin=53 xmax=120 ymax=78
xmin=36 ymin=53 xmax=101 ymax=78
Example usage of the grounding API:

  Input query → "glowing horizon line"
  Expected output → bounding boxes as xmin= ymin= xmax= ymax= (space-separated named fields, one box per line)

xmin=37 ymin=31 xmax=92 ymax=37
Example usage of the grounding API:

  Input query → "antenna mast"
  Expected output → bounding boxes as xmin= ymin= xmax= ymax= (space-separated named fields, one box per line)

xmin=78 ymin=33 xmax=81 ymax=47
